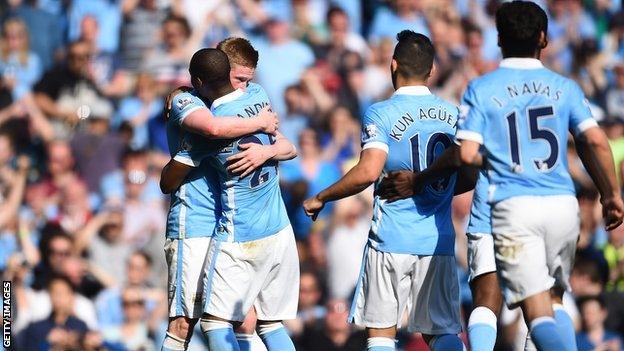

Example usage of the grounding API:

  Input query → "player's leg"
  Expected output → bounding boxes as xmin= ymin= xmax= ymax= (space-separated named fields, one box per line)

xmin=255 ymin=320 xmax=295 ymax=351
xmin=200 ymin=238 xmax=259 ymax=351
xmin=491 ymin=196 xmax=566 ymax=350
xmin=551 ymin=288 xmax=577 ymax=351
xmin=409 ymin=255 xmax=464 ymax=351
xmin=466 ymin=232 xmax=502 ymax=351
xmin=163 ymin=317 xmax=197 ymax=351
xmin=200 ymin=314 xmax=240 ymax=351
xmin=367 ymin=326 xmax=397 ymax=351
xmin=162 ymin=238 xmax=211 ymax=351
xmin=349 ymin=246 xmax=412 ymax=351
xmin=235 ymin=307 xmax=265 ymax=351
xmin=253 ymin=226 xmax=299 ymax=351
xmin=544 ymin=195 xmax=580 ymax=351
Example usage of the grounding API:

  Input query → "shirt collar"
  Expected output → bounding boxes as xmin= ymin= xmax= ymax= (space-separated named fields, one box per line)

xmin=211 ymin=89 xmax=244 ymax=109
xmin=499 ymin=58 xmax=544 ymax=69
xmin=393 ymin=85 xmax=432 ymax=96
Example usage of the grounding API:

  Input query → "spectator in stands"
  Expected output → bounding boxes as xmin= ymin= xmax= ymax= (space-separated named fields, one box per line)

xmin=320 ymin=106 xmax=360 ymax=165
xmin=0 ymin=18 xmax=42 ymax=100
xmin=5 ymin=0 xmax=63 ymax=70
xmin=39 ymin=140 xmax=78 ymax=196
xmin=286 ymin=268 xmax=326 ymax=337
xmin=326 ymin=196 xmax=369 ymax=300
xmin=34 ymin=40 xmax=112 ymax=138
xmin=67 ymin=0 xmax=122 ymax=54
xmin=70 ymin=109 xmax=124 ymax=194
xmin=100 ymin=148 xmax=161 ymax=206
xmin=17 ymin=274 xmax=89 ymax=351
xmin=606 ymin=63 xmax=624 ymax=120
xmin=102 ymin=287 xmax=156 ymax=350
xmin=576 ymin=295 xmax=623 ymax=351
xmin=605 ymin=224 xmax=624 ymax=291
xmin=281 ymin=129 xmax=341 ymax=239
xmin=142 ymin=15 xmax=193 ymax=89
xmin=96 ymin=250 xmax=166 ymax=328
xmin=295 ymin=298 xmax=366 ymax=351
xmin=119 ymin=0 xmax=167 ymax=71
xmin=76 ymin=206 xmax=131 ymax=284
xmin=113 ymin=73 xmax=164 ymax=150
xmin=78 ymin=15 xmax=129 ymax=98
xmin=254 ymin=16 xmax=315 ymax=115
xmin=53 ymin=180 xmax=91 ymax=234
xmin=281 ymin=84 xmax=310 ymax=145
xmin=368 ymin=0 xmax=429 ymax=43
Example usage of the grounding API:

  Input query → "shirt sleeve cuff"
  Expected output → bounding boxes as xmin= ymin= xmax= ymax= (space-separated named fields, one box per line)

xmin=576 ymin=118 xmax=599 ymax=134
xmin=455 ymin=130 xmax=484 ymax=144
xmin=173 ymin=154 xmax=200 ymax=167
xmin=177 ymin=106 xmax=203 ymax=125
xmin=362 ymin=141 xmax=389 ymax=153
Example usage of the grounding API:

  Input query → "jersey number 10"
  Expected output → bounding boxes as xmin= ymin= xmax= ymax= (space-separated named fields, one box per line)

xmin=409 ymin=132 xmax=453 ymax=192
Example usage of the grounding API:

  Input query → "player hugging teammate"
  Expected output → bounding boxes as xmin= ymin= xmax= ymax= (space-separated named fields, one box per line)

xmin=161 ymin=1 xmax=624 ymax=351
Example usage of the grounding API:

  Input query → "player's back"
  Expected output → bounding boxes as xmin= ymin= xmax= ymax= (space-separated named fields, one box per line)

xmin=165 ymin=91 xmax=220 ymax=239
xmin=458 ymin=59 xmax=596 ymax=203
xmin=363 ymin=86 xmax=458 ymax=255
xmin=210 ymin=83 xmax=289 ymax=242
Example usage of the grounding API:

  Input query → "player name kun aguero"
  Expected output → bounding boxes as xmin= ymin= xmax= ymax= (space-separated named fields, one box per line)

xmin=236 ymin=101 xmax=270 ymax=118
xmin=390 ymin=107 xmax=456 ymax=141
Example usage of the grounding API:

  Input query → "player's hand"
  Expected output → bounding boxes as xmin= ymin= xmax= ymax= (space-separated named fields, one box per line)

xmin=257 ymin=106 xmax=278 ymax=135
xmin=164 ymin=86 xmax=193 ymax=120
xmin=227 ymin=143 xmax=274 ymax=178
xmin=303 ymin=195 xmax=324 ymax=221
xmin=377 ymin=171 xmax=419 ymax=203
xmin=602 ymin=196 xmax=624 ymax=231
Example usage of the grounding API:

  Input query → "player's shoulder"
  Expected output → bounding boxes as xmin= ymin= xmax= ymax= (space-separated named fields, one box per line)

xmin=170 ymin=90 xmax=206 ymax=124
xmin=365 ymin=98 xmax=395 ymax=118
xmin=244 ymin=82 xmax=270 ymax=101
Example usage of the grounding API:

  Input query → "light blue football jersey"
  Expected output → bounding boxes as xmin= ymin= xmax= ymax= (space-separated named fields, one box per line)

xmin=165 ymin=90 xmax=220 ymax=239
xmin=362 ymin=86 xmax=458 ymax=256
xmin=183 ymin=83 xmax=290 ymax=242
xmin=457 ymin=58 xmax=597 ymax=203
xmin=466 ymin=170 xmax=492 ymax=235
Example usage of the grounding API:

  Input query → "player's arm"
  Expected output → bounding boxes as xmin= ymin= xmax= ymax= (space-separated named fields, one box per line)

xmin=569 ymin=83 xmax=623 ymax=230
xmin=226 ymin=131 xmax=297 ymax=177
xmin=377 ymin=143 xmax=477 ymax=202
xmin=181 ymin=106 xmax=278 ymax=139
xmin=159 ymin=159 xmax=193 ymax=194
xmin=574 ymin=127 xmax=624 ymax=230
xmin=303 ymin=148 xmax=386 ymax=220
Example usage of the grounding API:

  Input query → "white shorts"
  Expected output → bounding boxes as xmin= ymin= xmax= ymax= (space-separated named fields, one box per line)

xmin=467 ymin=232 xmax=497 ymax=282
xmin=349 ymin=245 xmax=462 ymax=335
xmin=203 ymin=225 xmax=299 ymax=322
xmin=165 ymin=237 xmax=212 ymax=318
xmin=491 ymin=195 xmax=579 ymax=308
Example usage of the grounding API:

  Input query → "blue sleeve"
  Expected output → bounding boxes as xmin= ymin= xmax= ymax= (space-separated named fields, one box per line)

xmin=169 ymin=92 xmax=207 ymax=126
xmin=568 ymin=82 xmax=598 ymax=135
xmin=361 ymin=106 xmax=389 ymax=153
xmin=172 ymin=137 xmax=202 ymax=167
xmin=456 ymin=83 xmax=486 ymax=144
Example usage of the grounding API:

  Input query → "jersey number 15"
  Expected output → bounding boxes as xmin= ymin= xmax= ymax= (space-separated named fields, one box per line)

xmin=505 ymin=106 xmax=558 ymax=172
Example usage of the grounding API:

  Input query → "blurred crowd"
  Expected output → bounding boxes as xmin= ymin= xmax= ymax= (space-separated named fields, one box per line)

xmin=1 ymin=0 xmax=624 ymax=350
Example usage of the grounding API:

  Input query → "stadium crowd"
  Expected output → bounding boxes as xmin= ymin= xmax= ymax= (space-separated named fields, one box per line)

xmin=1 ymin=0 xmax=624 ymax=350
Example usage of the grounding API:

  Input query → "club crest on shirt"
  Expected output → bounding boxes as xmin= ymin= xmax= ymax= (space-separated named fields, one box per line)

xmin=177 ymin=97 xmax=193 ymax=110
xmin=364 ymin=124 xmax=378 ymax=140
